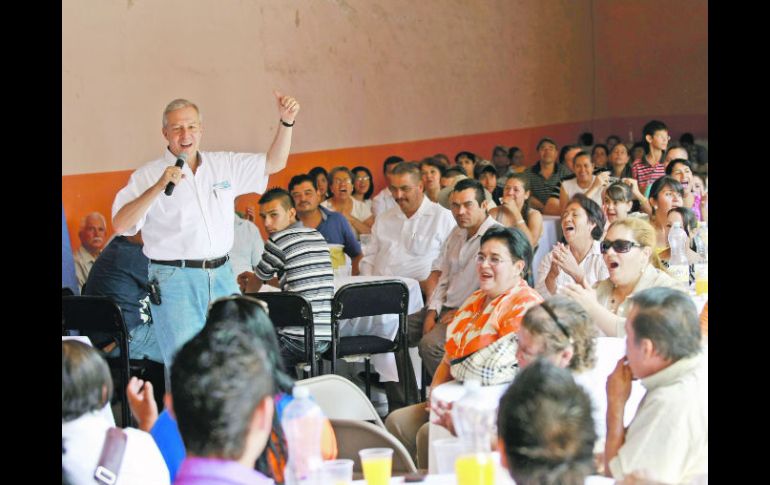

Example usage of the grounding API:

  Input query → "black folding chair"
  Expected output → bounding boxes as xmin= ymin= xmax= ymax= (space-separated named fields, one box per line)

xmin=62 ymin=295 xmax=135 ymax=425
xmin=246 ymin=292 xmax=318 ymax=377
xmin=323 ymin=280 xmax=410 ymax=401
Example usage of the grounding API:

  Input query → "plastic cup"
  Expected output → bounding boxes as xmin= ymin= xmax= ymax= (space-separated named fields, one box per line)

xmin=321 ymin=459 xmax=354 ymax=485
xmin=358 ymin=448 xmax=393 ymax=485
xmin=455 ymin=452 xmax=495 ymax=485
xmin=433 ymin=438 xmax=468 ymax=474
xmin=329 ymin=245 xmax=346 ymax=269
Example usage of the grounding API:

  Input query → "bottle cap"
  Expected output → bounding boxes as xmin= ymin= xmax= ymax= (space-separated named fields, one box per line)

xmin=292 ymin=386 xmax=310 ymax=399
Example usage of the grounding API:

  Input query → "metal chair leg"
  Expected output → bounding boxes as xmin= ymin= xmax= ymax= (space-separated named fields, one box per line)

xmin=364 ymin=358 xmax=372 ymax=398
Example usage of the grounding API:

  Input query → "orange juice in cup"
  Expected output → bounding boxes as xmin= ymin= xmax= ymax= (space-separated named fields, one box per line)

xmin=455 ymin=452 xmax=495 ymax=485
xmin=358 ymin=448 xmax=393 ymax=485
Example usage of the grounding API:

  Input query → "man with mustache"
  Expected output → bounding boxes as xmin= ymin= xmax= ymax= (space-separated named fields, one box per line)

xmin=73 ymin=211 xmax=107 ymax=290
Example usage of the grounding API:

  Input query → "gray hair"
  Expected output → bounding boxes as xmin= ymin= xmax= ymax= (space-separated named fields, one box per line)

xmin=163 ymin=98 xmax=201 ymax=127
xmin=629 ymin=287 xmax=701 ymax=361
xmin=79 ymin=212 xmax=106 ymax=230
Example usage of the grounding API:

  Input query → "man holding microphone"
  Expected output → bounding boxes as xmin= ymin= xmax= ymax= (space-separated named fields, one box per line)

xmin=112 ymin=92 xmax=300 ymax=368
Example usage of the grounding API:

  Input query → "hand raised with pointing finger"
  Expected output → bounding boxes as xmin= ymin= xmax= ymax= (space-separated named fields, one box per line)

xmin=274 ymin=91 xmax=300 ymax=123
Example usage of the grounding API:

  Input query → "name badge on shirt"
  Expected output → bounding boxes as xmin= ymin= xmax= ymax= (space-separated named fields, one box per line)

xmin=212 ymin=180 xmax=232 ymax=190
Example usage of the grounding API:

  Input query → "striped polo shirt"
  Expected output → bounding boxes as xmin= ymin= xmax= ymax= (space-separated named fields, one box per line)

xmin=256 ymin=222 xmax=334 ymax=334
xmin=524 ymin=161 xmax=572 ymax=204
xmin=631 ymin=157 xmax=667 ymax=193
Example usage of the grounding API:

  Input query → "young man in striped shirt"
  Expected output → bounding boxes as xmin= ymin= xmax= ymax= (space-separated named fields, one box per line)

xmin=631 ymin=120 xmax=670 ymax=195
xmin=238 ymin=187 xmax=335 ymax=367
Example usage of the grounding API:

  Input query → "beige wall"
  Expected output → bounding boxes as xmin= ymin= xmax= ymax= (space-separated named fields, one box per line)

xmin=64 ymin=0 xmax=604 ymax=175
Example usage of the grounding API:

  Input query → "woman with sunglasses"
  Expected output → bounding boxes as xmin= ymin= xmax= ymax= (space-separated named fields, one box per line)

xmin=647 ymin=176 xmax=684 ymax=252
xmin=562 ymin=218 xmax=683 ymax=337
xmin=385 ymin=226 xmax=542 ymax=468
xmin=536 ymin=194 xmax=608 ymax=298
xmin=126 ymin=295 xmax=338 ymax=483
xmin=351 ymin=165 xmax=374 ymax=211
xmin=321 ymin=166 xmax=374 ymax=238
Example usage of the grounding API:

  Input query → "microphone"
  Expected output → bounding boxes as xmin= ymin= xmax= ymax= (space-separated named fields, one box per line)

xmin=164 ymin=152 xmax=188 ymax=196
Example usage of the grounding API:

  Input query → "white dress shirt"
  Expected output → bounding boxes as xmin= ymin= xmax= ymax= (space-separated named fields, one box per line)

xmin=562 ymin=177 xmax=604 ymax=207
xmin=428 ymin=216 xmax=501 ymax=311
xmin=360 ymin=196 xmax=456 ymax=281
xmin=321 ymin=197 xmax=372 ymax=239
xmin=230 ymin=215 xmax=265 ymax=275
xmin=112 ymin=149 xmax=268 ymax=260
xmin=62 ymin=411 xmax=170 ymax=485
xmin=73 ymin=245 xmax=97 ymax=289
xmin=535 ymin=240 xmax=608 ymax=298
xmin=372 ymin=188 xmax=397 ymax=216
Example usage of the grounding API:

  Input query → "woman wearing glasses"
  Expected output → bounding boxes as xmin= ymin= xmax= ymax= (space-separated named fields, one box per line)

xmin=385 ymin=226 xmax=542 ymax=468
xmin=536 ymin=194 xmax=608 ymax=298
xmin=351 ymin=165 xmax=374 ymax=211
xmin=562 ymin=218 xmax=683 ymax=337
xmin=321 ymin=166 xmax=374 ymax=238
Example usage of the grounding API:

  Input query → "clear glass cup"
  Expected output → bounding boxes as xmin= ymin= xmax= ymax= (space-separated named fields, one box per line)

xmin=321 ymin=459 xmax=354 ymax=485
xmin=433 ymin=438 xmax=468 ymax=474
xmin=358 ymin=448 xmax=393 ymax=485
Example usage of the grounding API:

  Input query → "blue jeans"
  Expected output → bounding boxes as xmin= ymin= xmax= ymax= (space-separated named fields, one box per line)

xmin=149 ymin=261 xmax=240 ymax=368
xmin=106 ymin=320 xmax=164 ymax=363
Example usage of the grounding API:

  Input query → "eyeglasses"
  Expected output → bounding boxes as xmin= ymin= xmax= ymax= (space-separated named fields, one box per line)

xmin=599 ymin=239 xmax=642 ymax=254
xmin=475 ymin=254 xmax=512 ymax=266
xmin=355 ymin=176 xmax=370 ymax=182
xmin=332 ymin=179 xmax=351 ymax=185
xmin=539 ymin=301 xmax=574 ymax=345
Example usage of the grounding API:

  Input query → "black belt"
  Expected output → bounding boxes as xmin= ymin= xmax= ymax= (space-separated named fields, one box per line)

xmin=150 ymin=255 xmax=229 ymax=269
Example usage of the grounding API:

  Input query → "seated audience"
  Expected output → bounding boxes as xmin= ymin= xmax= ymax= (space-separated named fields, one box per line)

xmin=308 ymin=166 xmax=331 ymax=200
xmin=420 ymin=156 xmax=446 ymax=203
xmin=524 ymin=137 xmax=570 ymax=215
xmin=372 ymin=155 xmax=404 ymax=216
xmin=608 ymin=142 xmax=633 ymax=180
xmin=647 ymin=176 xmax=684 ymax=251
xmin=663 ymin=144 xmax=689 ymax=168
xmin=606 ymin=135 xmax=622 ymax=152
xmin=562 ymin=218 xmax=684 ymax=337
xmin=604 ymin=287 xmax=707 ymax=483
xmin=559 ymin=144 xmax=581 ymax=173
xmin=666 ymin=158 xmax=706 ymax=222
xmin=559 ymin=151 xmax=609 ymax=212
xmin=536 ymin=194 xmax=608 ymax=298
xmin=455 ymin=151 xmax=478 ymax=179
xmin=289 ymin=174 xmax=362 ymax=274
xmin=601 ymin=181 xmax=652 ymax=230
xmin=492 ymin=173 xmax=543 ymax=247
xmin=127 ymin=295 xmax=338 ymax=482
xmin=385 ymin=226 xmax=542 ymax=468
xmin=351 ymin=165 xmax=375 ymax=211
xmin=490 ymin=144 xmax=511 ymax=179
xmin=476 ymin=164 xmax=503 ymax=205
xmin=659 ymin=207 xmax=703 ymax=283
xmin=591 ymin=143 xmax=609 ymax=169
xmin=322 ymin=166 xmax=374 ymax=238
xmin=498 ymin=359 xmax=596 ymax=485
xmin=231 ymin=202 xmax=265 ymax=285
xmin=629 ymin=142 xmax=646 ymax=166
xmin=239 ymin=188 xmax=335 ymax=367
xmin=62 ymin=340 xmax=169 ymax=485
xmin=360 ymin=161 xmax=456 ymax=410
xmin=508 ymin=147 xmax=527 ymax=174
xmin=679 ymin=132 xmax=708 ymax=173
xmin=74 ymin=211 xmax=108 ymax=290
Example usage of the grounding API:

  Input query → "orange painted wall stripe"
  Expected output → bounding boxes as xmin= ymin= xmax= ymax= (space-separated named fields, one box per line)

xmin=63 ymin=114 xmax=706 ymax=246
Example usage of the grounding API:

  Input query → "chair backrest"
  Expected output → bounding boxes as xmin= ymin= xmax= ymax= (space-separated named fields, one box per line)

xmin=332 ymin=280 xmax=409 ymax=320
xmin=330 ymin=418 xmax=418 ymax=475
xmin=295 ymin=374 xmax=385 ymax=427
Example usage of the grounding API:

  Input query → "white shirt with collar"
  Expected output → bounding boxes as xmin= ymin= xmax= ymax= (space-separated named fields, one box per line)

xmin=372 ymin=188 xmax=397 ymax=217
xmin=112 ymin=149 xmax=269 ymax=260
xmin=230 ymin=215 xmax=265 ymax=275
xmin=428 ymin=215 xmax=501 ymax=312
xmin=535 ymin=239 xmax=608 ymax=298
xmin=360 ymin=196 xmax=456 ymax=281
xmin=73 ymin=245 xmax=97 ymax=289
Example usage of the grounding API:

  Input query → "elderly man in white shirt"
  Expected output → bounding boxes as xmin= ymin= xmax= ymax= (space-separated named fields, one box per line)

xmin=604 ymin=287 xmax=707 ymax=484
xmin=371 ymin=155 xmax=404 ymax=217
xmin=111 ymin=93 xmax=299 ymax=369
xmin=360 ymin=161 xmax=456 ymax=411
xmin=418 ymin=178 xmax=501 ymax=377
xmin=73 ymin=211 xmax=107 ymax=290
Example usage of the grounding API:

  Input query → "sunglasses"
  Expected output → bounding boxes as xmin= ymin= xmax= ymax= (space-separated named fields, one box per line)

xmin=600 ymin=239 xmax=642 ymax=254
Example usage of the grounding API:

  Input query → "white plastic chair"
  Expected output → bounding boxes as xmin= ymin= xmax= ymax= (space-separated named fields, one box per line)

xmin=295 ymin=374 xmax=385 ymax=428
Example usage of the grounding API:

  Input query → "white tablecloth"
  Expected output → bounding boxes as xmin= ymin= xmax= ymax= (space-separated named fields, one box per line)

xmin=352 ymin=473 xmax=614 ymax=484
xmin=531 ymin=215 xmax=561 ymax=282
xmin=259 ymin=274 xmax=424 ymax=382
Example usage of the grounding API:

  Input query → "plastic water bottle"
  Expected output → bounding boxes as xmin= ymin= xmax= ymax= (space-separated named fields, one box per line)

xmin=667 ymin=221 xmax=690 ymax=285
xmin=282 ymin=386 xmax=324 ymax=485
xmin=451 ymin=380 xmax=497 ymax=485
xmin=692 ymin=222 xmax=708 ymax=295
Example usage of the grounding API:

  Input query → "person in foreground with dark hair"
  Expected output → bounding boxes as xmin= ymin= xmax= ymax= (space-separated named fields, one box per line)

xmin=170 ymin=303 xmax=276 ymax=484
xmin=497 ymin=358 xmax=596 ymax=485
xmin=62 ymin=340 xmax=169 ymax=484
xmin=604 ymin=287 xmax=707 ymax=483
